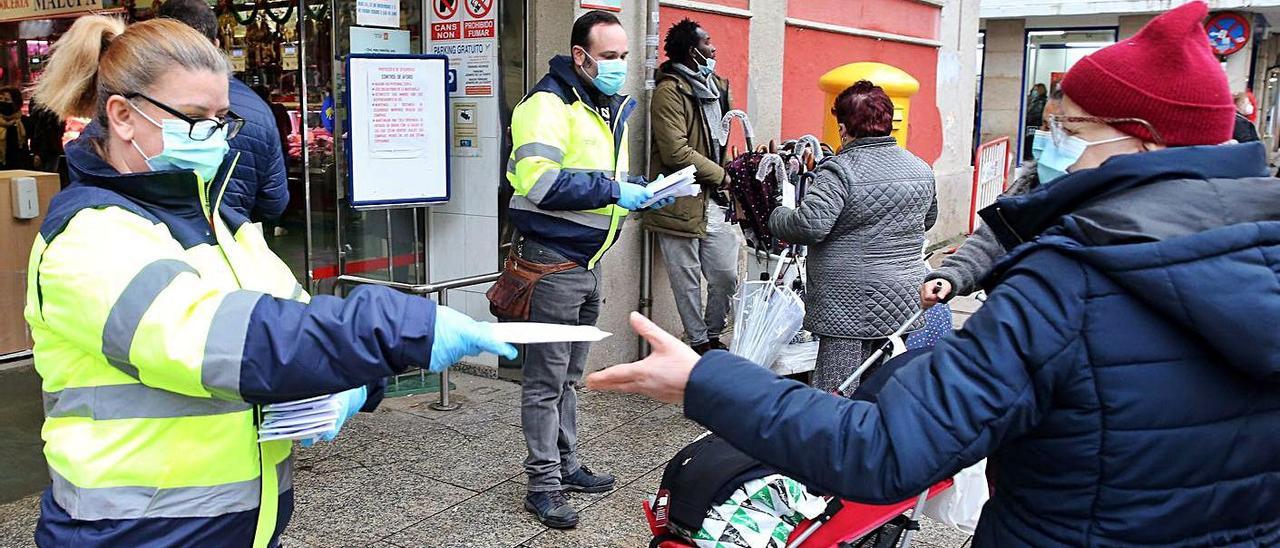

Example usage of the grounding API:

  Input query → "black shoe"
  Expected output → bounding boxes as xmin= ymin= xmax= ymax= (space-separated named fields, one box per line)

xmin=560 ymin=465 xmax=616 ymax=494
xmin=693 ymin=339 xmax=729 ymax=355
xmin=524 ymin=490 xmax=579 ymax=529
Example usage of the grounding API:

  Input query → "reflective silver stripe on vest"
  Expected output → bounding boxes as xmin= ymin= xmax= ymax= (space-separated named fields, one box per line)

xmin=50 ymin=468 xmax=260 ymax=520
xmin=101 ymin=260 xmax=198 ymax=379
xmin=513 ymin=142 xmax=565 ymax=164
xmin=277 ymin=457 xmax=294 ymax=493
xmin=507 ymin=158 xmax=516 ymax=176
xmin=49 ymin=458 xmax=294 ymax=520
xmin=524 ymin=168 xmax=563 ymax=204
xmin=201 ymin=290 xmax=263 ymax=401
xmin=43 ymin=384 xmax=250 ymax=420
xmin=509 ymin=195 xmax=614 ymax=230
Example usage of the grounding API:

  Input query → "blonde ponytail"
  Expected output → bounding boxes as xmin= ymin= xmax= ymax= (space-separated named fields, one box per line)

xmin=32 ymin=16 xmax=125 ymax=120
xmin=32 ymin=16 xmax=229 ymax=122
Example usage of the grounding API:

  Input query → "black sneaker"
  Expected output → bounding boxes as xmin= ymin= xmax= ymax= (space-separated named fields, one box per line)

xmin=560 ymin=465 xmax=616 ymax=493
xmin=524 ymin=490 xmax=579 ymax=529
xmin=693 ymin=339 xmax=729 ymax=355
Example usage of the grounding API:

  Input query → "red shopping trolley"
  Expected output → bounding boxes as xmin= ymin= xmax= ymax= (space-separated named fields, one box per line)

xmin=643 ymin=479 xmax=953 ymax=548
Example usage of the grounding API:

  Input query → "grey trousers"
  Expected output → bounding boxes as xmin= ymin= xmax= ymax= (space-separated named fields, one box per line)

xmin=517 ymin=239 xmax=601 ymax=492
xmin=656 ymin=229 xmax=739 ymax=346
xmin=813 ymin=336 xmax=886 ymax=394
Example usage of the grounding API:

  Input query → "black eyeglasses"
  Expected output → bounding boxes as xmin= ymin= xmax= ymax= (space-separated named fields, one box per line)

xmin=124 ymin=93 xmax=245 ymax=141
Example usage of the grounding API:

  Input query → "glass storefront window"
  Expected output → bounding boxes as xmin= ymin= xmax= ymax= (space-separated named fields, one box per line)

xmin=1017 ymin=28 xmax=1117 ymax=161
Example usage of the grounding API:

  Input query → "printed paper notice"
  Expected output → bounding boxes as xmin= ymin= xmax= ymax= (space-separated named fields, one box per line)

xmin=356 ymin=0 xmax=400 ymax=28
xmin=367 ymin=64 xmax=428 ymax=158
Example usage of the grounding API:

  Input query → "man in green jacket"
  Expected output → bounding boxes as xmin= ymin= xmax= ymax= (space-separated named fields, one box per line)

xmin=644 ymin=19 xmax=738 ymax=354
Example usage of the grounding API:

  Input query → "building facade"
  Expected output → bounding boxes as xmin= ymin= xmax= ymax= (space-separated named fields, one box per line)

xmin=977 ymin=0 xmax=1280 ymax=169
xmin=0 ymin=0 xmax=982 ymax=374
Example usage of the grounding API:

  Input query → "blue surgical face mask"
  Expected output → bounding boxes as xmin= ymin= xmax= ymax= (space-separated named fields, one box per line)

xmin=1031 ymin=130 xmax=1131 ymax=185
xmin=582 ymin=49 xmax=628 ymax=96
xmin=130 ymin=103 xmax=229 ymax=183
xmin=693 ymin=48 xmax=716 ymax=77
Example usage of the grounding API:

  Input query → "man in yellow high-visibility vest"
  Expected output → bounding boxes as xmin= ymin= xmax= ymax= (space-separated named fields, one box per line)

xmin=505 ymin=10 xmax=674 ymax=529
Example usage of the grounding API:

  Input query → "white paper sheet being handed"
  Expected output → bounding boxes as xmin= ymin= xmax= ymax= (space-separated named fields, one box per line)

xmin=488 ymin=322 xmax=613 ymax=344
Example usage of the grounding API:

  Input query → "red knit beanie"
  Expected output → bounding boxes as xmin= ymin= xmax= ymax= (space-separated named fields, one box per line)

xmin=1060 ymin=1 xmax=1234 ymax=146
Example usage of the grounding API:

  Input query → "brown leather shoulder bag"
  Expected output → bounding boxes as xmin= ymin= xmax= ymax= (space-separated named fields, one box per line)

xmin=486 ymin=251 xmax=577 ymax=320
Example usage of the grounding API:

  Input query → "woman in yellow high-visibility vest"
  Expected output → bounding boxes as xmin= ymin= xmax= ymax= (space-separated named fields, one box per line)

xmin=25 ymin=16 xmax=515 ymax=547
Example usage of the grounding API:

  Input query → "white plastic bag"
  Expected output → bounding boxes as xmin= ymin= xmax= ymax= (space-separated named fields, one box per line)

xmin=770 ymin=340 xmax=817 ymax=375
xmin=923 ymin=459 xmax=989 ymax=534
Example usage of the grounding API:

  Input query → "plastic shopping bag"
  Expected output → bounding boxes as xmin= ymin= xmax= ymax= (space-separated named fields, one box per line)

xmin=770 ymin=339 xmax=817 ymax=375
xmin=923 ymin=459 xmax=989 ymax=534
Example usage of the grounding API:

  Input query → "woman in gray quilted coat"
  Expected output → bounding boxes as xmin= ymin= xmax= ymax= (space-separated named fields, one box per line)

xmin=770 ymin=80 xmax=937 ymax=393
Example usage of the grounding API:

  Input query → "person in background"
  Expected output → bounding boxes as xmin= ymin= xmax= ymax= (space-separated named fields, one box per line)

xmin=1025 ymin=83 xmax=1047 ymax=128
xmin=27 ymin=101 xmax=65 ymax=173
xmin=1023 ymin=83 xmax=1047 ymax=159
xmin=253 ymin=84 xmax=292 ymax=158
xmin=645 ymin=18 xmax=738 ymax=355
xmin=504 ymin=10 xmax=674 ymax=528
xmin=768 ymin=80 xmax=937 ymax=394
xmin=588 ymin=3 xmax=1280 ymax=545
xmin=1040 ymin=87 xmax=1063 ymax=130
xmin=157 ymin=0 xmax=289 ymax=226
xmin=921 ymin=90 xmax=1063 ymax=307
xmin=1234 ymin=91 xmax=1260 ymax=143
xmin=0 ymin=87 xmax=32 ymax=170
xmin=28 ymin=16 xmax=514 ymax=547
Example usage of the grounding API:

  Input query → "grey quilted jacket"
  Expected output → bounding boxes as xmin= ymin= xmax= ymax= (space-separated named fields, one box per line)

xmin=926 ymin=163 xmax=1039 ymax=296
xmin=770 ymin=136 xmax=937 ymax=338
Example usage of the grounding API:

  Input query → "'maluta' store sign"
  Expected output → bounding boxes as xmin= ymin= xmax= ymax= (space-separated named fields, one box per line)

xmin=0 ymin=0 xmax=101 ymax=23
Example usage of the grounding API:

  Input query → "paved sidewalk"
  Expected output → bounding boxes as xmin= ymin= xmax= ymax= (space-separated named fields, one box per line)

xmin=0 ymin=373 xmax=973 ymax=547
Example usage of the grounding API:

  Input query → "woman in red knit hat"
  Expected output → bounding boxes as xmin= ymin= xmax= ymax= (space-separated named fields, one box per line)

xmin=589 ymin=2 xmax=1280 ymax=545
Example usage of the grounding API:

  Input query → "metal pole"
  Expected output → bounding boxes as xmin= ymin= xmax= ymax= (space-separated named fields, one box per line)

xmin=297 ymin=0 xmax=314 ymax=291
xmin=385 ymin=209 xmax=394 ymax=280
xmin=898 ymin=489 xmax=932 ymax=548
xmin=639 ymin=230 xmax=653 ymax=355
xmin=429 ymin=288 xmax=460 ymax=411
xmin=414 ymin=208 xmax=425 ymax=387
xmin=637 ymin=0 xmax=660 ymax=357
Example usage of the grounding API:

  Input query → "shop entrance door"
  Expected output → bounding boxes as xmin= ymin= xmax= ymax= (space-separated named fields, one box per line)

xmin=288 ymin=0 xmax=429 ymax=298
xmin=293 ymin=0 xmax=529 ymax=380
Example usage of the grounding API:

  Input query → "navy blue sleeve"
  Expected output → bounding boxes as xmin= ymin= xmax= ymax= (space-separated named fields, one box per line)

xmin=683 ymin=250 xmax=1085 ymax=504
xmin=535 ymin=171 xmax=622 ymax=211
xmin=250 ymin=132 xmax=289 ymax=222
xmin=236 ymin=285 xmax=435 ymax=405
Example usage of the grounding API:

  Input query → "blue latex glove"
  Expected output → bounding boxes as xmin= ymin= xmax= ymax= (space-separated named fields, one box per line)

xmin=300 ymin=385 xmax=366 ymax=447
xmin=430 ymin=305 xmax=518 ymax=372
xmin=617 ymin=181 xmax=654 ymax=211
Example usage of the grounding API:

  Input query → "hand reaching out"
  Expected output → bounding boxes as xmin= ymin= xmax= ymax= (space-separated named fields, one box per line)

xmin=585 ymin=312 xmax=700 ymax=404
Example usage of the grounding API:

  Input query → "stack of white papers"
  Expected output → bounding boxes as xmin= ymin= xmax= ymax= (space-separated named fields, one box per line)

xmin=257 ymin=395 xmax=341 ymax=442
xmin=640 ymin=165 xmax=699 ymax=209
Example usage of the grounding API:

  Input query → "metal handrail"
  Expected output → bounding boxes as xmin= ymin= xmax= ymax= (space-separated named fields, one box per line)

xmin=337 ymin=271 xmax=503 ymax=411
xmin=337 ymin=272 xmax=502 ymax=295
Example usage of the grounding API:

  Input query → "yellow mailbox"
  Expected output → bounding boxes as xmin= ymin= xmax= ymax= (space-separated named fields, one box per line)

xmin=818 ymin=62 xmax=919 ymax=150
